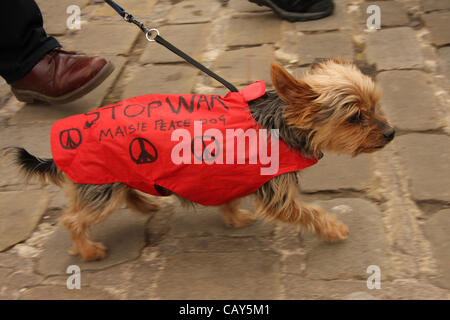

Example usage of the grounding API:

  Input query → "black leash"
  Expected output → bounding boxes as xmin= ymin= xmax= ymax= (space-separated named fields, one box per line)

xmin=103 ymin=0 xmax=238 ymax=92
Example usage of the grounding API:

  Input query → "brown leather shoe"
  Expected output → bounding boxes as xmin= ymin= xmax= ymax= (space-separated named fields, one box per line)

xmin=11 ymin=47 xmax=114 ymax=104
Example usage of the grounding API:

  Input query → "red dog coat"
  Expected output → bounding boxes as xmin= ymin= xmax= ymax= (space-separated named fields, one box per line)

xmin=50 ymin=81 xmax=318 ymax=206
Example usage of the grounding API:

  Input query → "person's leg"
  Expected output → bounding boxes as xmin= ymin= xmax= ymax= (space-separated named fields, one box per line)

xmin=0 ymin=0 xmax=60 ymax=83
xmin=0 ymin=0 xmax=114 ymax=104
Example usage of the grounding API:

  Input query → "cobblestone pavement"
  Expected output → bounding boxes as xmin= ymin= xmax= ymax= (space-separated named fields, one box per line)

xmin=0 ymin=0 xmax=449 ymax=300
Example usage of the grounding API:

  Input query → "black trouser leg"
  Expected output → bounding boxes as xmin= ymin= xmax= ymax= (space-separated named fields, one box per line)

xmin=0 ymin=0 xmax=60 ymax=84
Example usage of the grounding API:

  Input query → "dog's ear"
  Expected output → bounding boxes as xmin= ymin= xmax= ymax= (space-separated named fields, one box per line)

xmin=271 ymin=63 xmax=314 ymax=103
xmin=272 ymin=63 xmax=321 ymax=130
xmin=272 ymin=63 xmax=299 ymax=102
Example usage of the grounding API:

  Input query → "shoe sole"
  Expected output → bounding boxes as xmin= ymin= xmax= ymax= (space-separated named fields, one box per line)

xmin=249 ymin=0 xmax=334 ymax=22
xmin=12 ymin=61 xmax=115 ymax=105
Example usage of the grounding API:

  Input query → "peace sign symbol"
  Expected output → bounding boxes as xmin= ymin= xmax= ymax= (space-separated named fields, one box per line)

xmin=129 ymin=138 xmax=158 ymax=164
xmin=191 ymin=135 xmax=220 ymax=162
xmin=59 ymin=128 xmax=82 ymax=150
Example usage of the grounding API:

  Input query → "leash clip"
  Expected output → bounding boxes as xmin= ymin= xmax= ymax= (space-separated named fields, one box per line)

xmin=103 ymin=0 xmax=238 ymax=92
xmin=145 ymin=28 xmax=160 ymax=42
xmin=123 ymin=12 xmax=132 ymax=22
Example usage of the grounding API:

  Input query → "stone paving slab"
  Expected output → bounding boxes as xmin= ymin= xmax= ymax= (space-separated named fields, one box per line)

xmin=275 ymin=23 xmax=303 ymax=64
xmin=124 ymin=253 xmax=164 ymax=299
xmin=122 ymin=65 xmax=199 ymax=98
xmin=9 ymin=56 xmax=126 ymax=125
xmin=0 ymin=78 xmax=10 ymax=106
xmin=167 ymin=0 xmax=221 ymax=25
xmin=155 ymin=250 xmax=281 ymax=299
xmin=381 ymin=279 xmax=450 ymax=299
xmin=394 ymin=134 xmax=450 ymax=202
xmin=438 ymin=47 xmax=450 ymax=80
xmin=166 ymin=199 xmax=273 ymax=239
xmin=0 ymin=190 xmax=49 ymax=251
xmin=37 ymin=209 xmax=150 ymax=275
xmin=360 ymin=1 xmax=409 ymax=28
xmin=423 ymin=0 xmax=450 ymax=12
xmin=93 ymin=0 xmax=157 ymax=17
xmin=302 ymin=198 xmax=391 ymax=280
xmin=0 ymin=124 xmax=53 ymax=188
xmin=225 ymin=14 xmax=281 ymax=47
xmin=159 ymin=236 xmax=275 ymax=255
xmin=228 ymin=0 xmax=271 ymax=13
xmin=80 ymin=262 xmax=135 ymax=296
xmin=62 ymin=22 xmax=140 ymax=56
xmin=47 ymin=189 xmax=69 ymax=212
xmin=0 ymin=270 xmax=44 ymax=299
xmin=283 ymin=278 xmax=449 ymax=299
xmin=213 ymin=45 xmax=274 ymax=86
xmin=35 ymin=0 xmax=90 ymax=36
xmin=366 ymin=27 xmax=425 ymax=70
xmin=422 ymin=12 xmax=450 ymax=47
xmin=423 ymin=209 xmax=450 ymax=289
xmin=272 ymin=223 xmax=305 ymax=252
xmin=147 ymin=197 xmax=275 ymax=253
xmin=0 ymin=268 xmax=12 ymax=286
xmin=299 ymin=153 xmax=372 ymax=192
xmin=139 ymin=24 xmax=212 ymax=64
xmin=297 ymin=33 xmax=354 ymax=65
xmin=0 ymin=96 xmax=23 ymax=125
xmin=0 ymin=252 xmax=29 ymax=269
xmin=19 ymin=285 xmax=116 ymax=300
xmin=149 ymin=198 xmax=282 ymax=299
xmin=283 ymin=278 xmax=378 ymax=300
xmin=84 ymin=255 xmax=162 ymax=299
xmin=376 ymin=70 xmax=442 ymax=131
xmin=295 ymin=0 xmax=351 ymax=31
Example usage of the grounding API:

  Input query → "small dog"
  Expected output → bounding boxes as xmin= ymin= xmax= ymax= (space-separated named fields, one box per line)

xmin=5 ymin=59 xmax=394 ymax=261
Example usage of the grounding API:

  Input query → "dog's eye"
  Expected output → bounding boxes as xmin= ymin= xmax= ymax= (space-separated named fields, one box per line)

xmin=348 ymin=112 xmax=362 ymax=124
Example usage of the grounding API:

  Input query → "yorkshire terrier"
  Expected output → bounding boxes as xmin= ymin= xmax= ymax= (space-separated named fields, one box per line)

xmin=4 ymin=59 xmax=394 ymax=261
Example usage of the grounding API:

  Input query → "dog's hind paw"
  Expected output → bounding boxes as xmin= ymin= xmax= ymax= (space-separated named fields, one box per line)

xmin=79 ymin=241 xmax=107 ymax=261
xmin=224 ymin=209 xmax=255 ymax=228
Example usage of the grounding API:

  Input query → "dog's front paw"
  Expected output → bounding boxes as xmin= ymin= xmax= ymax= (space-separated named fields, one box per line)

xmin=224 ymin=209 xmax=255 ymax=228
xmin=324 ymin=220 xmax=349 ymax=242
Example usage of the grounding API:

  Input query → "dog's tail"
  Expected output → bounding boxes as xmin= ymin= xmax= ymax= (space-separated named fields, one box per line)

xmin=1 ymin=147 xmax=64 ymax=186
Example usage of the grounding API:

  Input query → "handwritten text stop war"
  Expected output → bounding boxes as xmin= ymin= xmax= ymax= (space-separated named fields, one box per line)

xmin=84 ymin=94 xmax=230 ymax=130
xmin=82 ymin=94 xmax=230 ymax=142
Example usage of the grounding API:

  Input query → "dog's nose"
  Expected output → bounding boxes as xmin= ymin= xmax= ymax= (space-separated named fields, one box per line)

xmin=383 ymin=127 xmax=395 ymax=141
